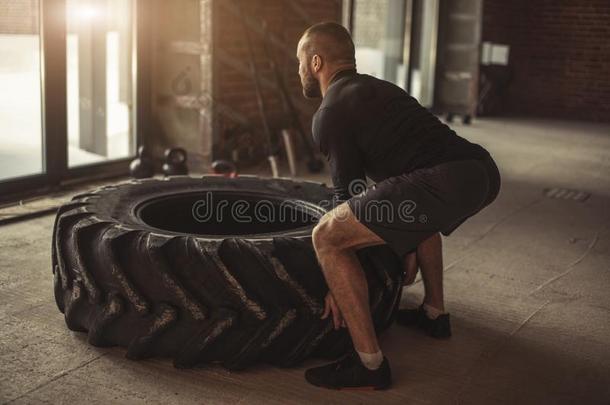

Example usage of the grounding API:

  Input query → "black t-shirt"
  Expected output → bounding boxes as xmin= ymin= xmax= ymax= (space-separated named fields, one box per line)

xmin=312 ymin=69 xmax=489 ymax=202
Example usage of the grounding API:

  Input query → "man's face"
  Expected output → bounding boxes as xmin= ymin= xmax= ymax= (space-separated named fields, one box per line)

xmin=297 ymin=40 xmax=322 ymax=99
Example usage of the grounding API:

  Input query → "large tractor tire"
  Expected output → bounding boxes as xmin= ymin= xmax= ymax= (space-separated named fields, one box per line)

xmin=51 ymin=176 xmax=404 ymax=370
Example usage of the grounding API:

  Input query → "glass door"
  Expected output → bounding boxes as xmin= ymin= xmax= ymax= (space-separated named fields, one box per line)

xmin=351 ymin=0 xmax=411 ymax=89
xmin=408 ymin=0 xmax=439 ymax=108
xmin=350 ymin=0 xmax=439 ymax=107
xmin=0 ymin=0 xmax=141 ymax=203
xmin=0 ymin=1 xmax=44 ymax=181
xmin=67 ymin=0 xmax=135 ymax=167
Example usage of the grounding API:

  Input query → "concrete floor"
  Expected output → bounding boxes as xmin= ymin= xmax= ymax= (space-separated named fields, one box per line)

xmin=1 ymin=117 xmax=609 ymax=404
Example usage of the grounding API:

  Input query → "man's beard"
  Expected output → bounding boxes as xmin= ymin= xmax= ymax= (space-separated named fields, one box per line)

xmin=302 ymin=70 xmax=322 ymax=99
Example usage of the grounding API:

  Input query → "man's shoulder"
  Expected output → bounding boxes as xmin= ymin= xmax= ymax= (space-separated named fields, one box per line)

xmin=313 ymin=106 xmax=344 ymax=131
xmin=326 ymin=73 xmax=408 ymax=108
xmin=330 ymin=73 xmax=371 ymax=96
xmin=317 ymin=80 xmax=364 ymax=118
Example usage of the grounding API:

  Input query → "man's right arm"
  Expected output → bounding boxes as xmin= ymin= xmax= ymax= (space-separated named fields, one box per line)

xmin=313 ymin=107 xmax=366 ymax=204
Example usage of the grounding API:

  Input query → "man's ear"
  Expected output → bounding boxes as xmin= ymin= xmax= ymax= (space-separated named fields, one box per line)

xmin=311 ymin=54 xmax=322 ymax=73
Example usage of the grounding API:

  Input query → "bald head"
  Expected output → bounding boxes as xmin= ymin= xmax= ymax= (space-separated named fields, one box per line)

xmin=296 ymin=22 xmax=356 ymax=98
xmin=298 ymin=22 xmax=356 ymax=65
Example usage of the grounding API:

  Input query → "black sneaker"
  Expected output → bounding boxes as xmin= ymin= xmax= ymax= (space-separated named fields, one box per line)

xmin=396 ymin=305 xmax=452 ymax=339
xmin=305 ymin=351 xmax=392 ymax=390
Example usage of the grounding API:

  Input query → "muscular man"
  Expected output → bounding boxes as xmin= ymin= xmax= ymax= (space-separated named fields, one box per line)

xmin=297 ymin=22 xmax=501 ymax=390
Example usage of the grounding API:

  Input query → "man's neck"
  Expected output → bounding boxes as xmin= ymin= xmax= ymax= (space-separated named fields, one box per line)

xmin=320 ymin=65 xmax=356 ymax=97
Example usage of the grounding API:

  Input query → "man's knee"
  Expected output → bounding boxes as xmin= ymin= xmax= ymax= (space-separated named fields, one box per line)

xmin=312 ymin=215 xmax=333 ymax=252
xmin=312 ymin=212 xmax=348 ymax=253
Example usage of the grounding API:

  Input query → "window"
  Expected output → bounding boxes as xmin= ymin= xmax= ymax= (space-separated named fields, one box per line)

xmin=350 ymin=0 xmax=439 ymax=107
xmin=0 ymin=0 xmax=43 ymax=181
xmin=0 ymin=0 xmax=143 ymax=203
xmin=67 ymin=0 xmax=136 ymax=167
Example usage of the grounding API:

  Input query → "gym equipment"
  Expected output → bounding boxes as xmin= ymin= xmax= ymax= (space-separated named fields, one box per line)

xmin=129 ymin=146 xmax=155 ymax=179
xmin=211 ymin=159 xmax=238 ymax=177
xmin=51 ymin=177 xmax=404 ymax=370
xmin=161 ymin=147 xmax=188 ymax=176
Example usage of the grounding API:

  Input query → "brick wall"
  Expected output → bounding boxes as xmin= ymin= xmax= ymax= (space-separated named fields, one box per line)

xmin=0 ymin=0 xmax=38 ymax=35
xmin=212 ymin=0 xmax=342 ymax=162
xmin=482 ymin=0 xmax=610 ymax=122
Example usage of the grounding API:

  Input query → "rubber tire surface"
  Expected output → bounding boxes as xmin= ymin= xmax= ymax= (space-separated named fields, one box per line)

xmin=52 ymin=176 xmax=404 ymax=370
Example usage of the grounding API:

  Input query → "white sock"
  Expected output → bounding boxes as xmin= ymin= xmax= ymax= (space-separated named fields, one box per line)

xmin=357 ymin=350 xmax=383 ymax=370
xmin=423 ymin=303 xmax=446 ymax=320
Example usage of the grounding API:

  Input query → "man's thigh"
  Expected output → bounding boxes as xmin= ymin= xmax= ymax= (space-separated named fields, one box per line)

xmin=345 ymin=168 xmax=457 ymax=258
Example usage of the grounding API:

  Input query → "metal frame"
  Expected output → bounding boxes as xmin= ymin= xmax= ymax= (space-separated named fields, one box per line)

xmin=406 ymin=0 xmax=417 ymax=94
xmin=0 ymin=0 xmax=149 ymax=205
xmin=343 ymin=0 xmax=354 ymax=32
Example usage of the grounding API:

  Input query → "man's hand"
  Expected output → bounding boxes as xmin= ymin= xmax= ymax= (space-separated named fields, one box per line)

xmin=321 ymin=292 xmax=346 ymax=329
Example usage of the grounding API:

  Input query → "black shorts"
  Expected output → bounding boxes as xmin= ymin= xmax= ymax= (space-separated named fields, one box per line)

xmin=347 ymin=154 xmax=501 ymax=258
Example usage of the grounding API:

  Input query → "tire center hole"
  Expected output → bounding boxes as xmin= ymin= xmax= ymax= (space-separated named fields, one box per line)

xmin=137 ymin=191 xmax=321 ymax=236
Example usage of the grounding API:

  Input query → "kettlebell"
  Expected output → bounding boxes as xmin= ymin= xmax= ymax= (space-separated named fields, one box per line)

xmin=162 ymin=147 xmax=189 ymax=176
xmin=129 ymin=146 xmax=155 ymax=178
xmin=211 ymin=159 xmax=238 ymax=177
